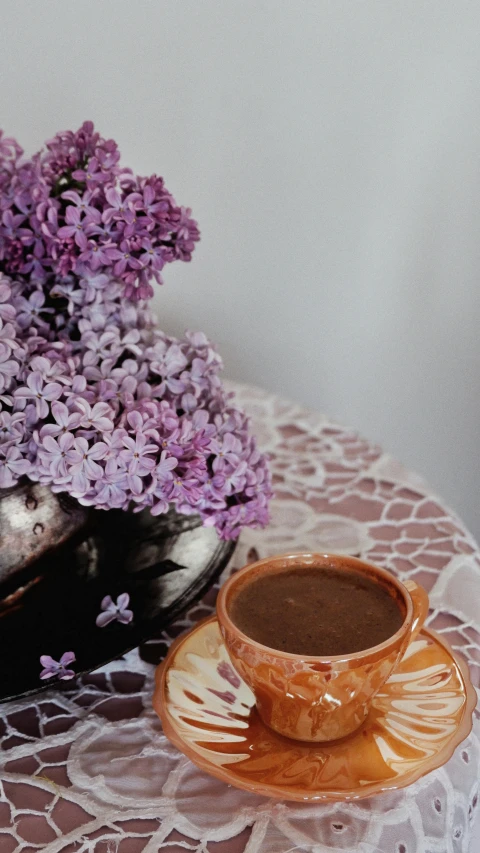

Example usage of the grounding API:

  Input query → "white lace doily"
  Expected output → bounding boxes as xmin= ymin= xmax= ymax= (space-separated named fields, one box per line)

xmin=0 ymin=381 xmax=478 ymax=853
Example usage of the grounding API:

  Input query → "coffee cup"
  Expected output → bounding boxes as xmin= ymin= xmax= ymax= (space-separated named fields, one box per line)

xmin=216 ymin=553 xmax=429 ymax=742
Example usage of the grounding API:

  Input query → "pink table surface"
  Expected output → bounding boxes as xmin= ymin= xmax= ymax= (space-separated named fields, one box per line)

xmin=0 ymin=381 xmax=478 ymax=853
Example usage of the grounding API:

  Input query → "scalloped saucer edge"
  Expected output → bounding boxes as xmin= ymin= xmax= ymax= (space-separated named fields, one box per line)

xmin=153 ymin=616 xmax=476 ymax=802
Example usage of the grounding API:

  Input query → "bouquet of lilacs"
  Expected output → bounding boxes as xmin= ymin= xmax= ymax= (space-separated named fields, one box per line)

xmin=0 ymin=123 xmax=271 ymax=539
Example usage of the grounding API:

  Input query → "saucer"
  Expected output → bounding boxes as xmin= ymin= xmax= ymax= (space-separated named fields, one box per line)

xmin=153 ymin=616 xmax=476 ymax=802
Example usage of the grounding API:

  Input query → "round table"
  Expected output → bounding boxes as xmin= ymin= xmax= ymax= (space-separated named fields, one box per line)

xmin=0 ymin=382 xmax=478 ymax=853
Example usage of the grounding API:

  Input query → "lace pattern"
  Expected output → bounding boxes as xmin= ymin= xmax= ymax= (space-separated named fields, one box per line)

xmin=0 ymin=381 xmax=478 ymax=853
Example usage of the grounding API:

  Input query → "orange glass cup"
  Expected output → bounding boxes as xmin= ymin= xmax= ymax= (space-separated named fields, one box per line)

xmin=216 ymin=553 xmax=429 ymax=743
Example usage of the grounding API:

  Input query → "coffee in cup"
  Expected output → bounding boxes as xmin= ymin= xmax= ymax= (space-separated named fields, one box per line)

xmin=229 ymin=563 xmax=404 ymax=657
xmin=216 ymin=553 xmax=429 ymax=742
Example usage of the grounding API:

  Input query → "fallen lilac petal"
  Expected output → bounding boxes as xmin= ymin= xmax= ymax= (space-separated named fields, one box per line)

xmin=39 ymin=668 xmax=57 ymax=681
xmin=96 ymin=610 xmax=117 ymax=628
xmin=116 ymin=592 xmax=130 ymax=611
xmin=59 ymin=669 xmax=76 ymax=680
xmin=116 ymin=609 xmax=133 ymax=625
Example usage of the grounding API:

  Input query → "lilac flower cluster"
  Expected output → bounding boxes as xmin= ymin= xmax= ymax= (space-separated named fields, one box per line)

xmin=0 ymin=123 xmax=199 ymax=300
xmin=0 ymin=271 xmax=271 ymax=538
xmin=0 ymin=124 xmax=271 ymax=539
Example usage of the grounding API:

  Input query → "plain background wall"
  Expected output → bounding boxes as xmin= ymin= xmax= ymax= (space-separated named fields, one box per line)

xmin=1 ymin=1 xmax=480 ymax=538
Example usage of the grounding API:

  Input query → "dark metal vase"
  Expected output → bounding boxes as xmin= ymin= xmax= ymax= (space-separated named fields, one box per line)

xmin=0 ymin=481 xmax=89 ymax=590
xmin=0 ymin=481 xmax=235 ymax=701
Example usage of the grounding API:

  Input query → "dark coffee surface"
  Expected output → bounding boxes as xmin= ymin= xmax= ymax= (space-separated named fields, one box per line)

xmin=229 ymin=566 xmax=404 ymax=656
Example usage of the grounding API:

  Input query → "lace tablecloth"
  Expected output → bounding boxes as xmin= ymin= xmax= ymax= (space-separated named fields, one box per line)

xmin=0 ymin=381 xmax=479 ymax=853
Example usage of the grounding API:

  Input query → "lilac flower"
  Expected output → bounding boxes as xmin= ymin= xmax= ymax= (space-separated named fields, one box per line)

xmin=136 ymin=184 xmax=168 ymax=218
xmin=123 ymin=274 xmax=154 ymax=302
xmin=101 ymin=428 xmax=127 ymax=459
xmin=82 ymin=329 xmax=118 ymax=362
xmin=57 ymin=206 xmax=98 ymax=249
xmin=15 ymin=290 xmax=55 ymax=329
xmin=0 ymin=319 xmax=19 ymax=351
xmin=155 ymin=449 xmax=177 ymax=483
xmin=0 ymin=446 xmax=31 ymax=487
xmin=196 ymin=478 xmax=229 ymax=510
xmin=119 ymin=432 xmax=157 ymax=476
xmin=149 ymin=343 xmax=187 ymax=395
xmin=14 ymin=371 xmax=62 ymax=419
xmin=166 ymin=474 xmax=202 ymax=506
xmin=151 ymin=341 xmax=187 ymax=376
xmin=211 ymin=433 xmax=242 ymax=472
xmin=150 ymin=495 xmax=169 ymax=515
xmin=187 ymin=331 xmax=209 ymax=348
xmin=0 ymin=130 xmax=22 ymax=160
xmin=67 ymin=437 xmax=108 ymax=492
xmin=38 ymin=433 xmax=76 ymax=479
xmin=0 ymin=411 xmax=26 ymax=446
xmin=40 ymin=401 xmax=82 ymax=438
xmin=138 ymin=238 xmax=165 ymax=271
xmin=63 ymin=374 xmax=89 ymax=403
xmin=92 ymin=459 xmax=128 ymax=508
xmin=74 ymin=399 xmax=113 ymax=432
xmin=111 ymin=358 xmax=145 ymax=382
xmin=78 ymin=239 xmax=114 ymax=271
xmin=0 ymin=283 xmax=15 ymax=321
xmin=107 ymin=243 xmax=142 ymax=277
xmin=94 ymin=376 xmax=125 ymax=407
xmin=0 ymin=348 xmax=19 ymax=393
xmin=118 ymin=329 xmax=142 ymax=357
xmin=61 ymin=189 xmax=99 ymax=218
xmin=1 ymin=209 xmax=31 ymax=243
xmin=29 ymin=356 xmax=72 ymax=385
xmin=213 ymin=460 xmax=248 ymax=495
xmin=102 ymin=187 xmax=136 ymax=224
xmin=72 ymin=156 xmax=110 ymax=187
xmin=78 ymin=271 xmax=111 ymax=302
xmin=124 ymin=408 xmax=151 ymax=435
xmin=96 ymin=593 xmax=133 ymax=627
xmin=39 ymin=652 xmax=76 ymax=681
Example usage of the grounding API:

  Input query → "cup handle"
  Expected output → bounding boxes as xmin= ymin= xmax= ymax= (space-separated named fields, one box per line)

xmin=403 ymin=579 xmax=429 ymax=643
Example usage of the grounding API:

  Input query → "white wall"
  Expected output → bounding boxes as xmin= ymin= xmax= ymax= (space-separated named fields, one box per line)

xmin=1 ymin=1 xmax=480 ymax=538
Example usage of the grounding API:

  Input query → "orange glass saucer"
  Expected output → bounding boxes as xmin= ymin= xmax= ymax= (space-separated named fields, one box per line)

xmin=153 ymin=616 xmax=476 ymax=802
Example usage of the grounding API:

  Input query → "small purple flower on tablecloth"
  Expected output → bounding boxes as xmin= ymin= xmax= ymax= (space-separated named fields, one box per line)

xmin=40 ymin=652 xmax=76 ymax=681
xmin=96 ymin=593 xmax=133 ymax=627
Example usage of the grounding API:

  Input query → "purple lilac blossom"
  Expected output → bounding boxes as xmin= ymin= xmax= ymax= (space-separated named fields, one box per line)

xmin=96 ymin=593 xmax=133 ymax=627
xmin=39 ymin=652 xmax=76 ymax=680
xmin=0 ymin=122 xmax=200 ymax=299
xmin=0 ymin=271 xmax=272 ymax=538
xmin=0 ymin=123 xmax=272 ymax=539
